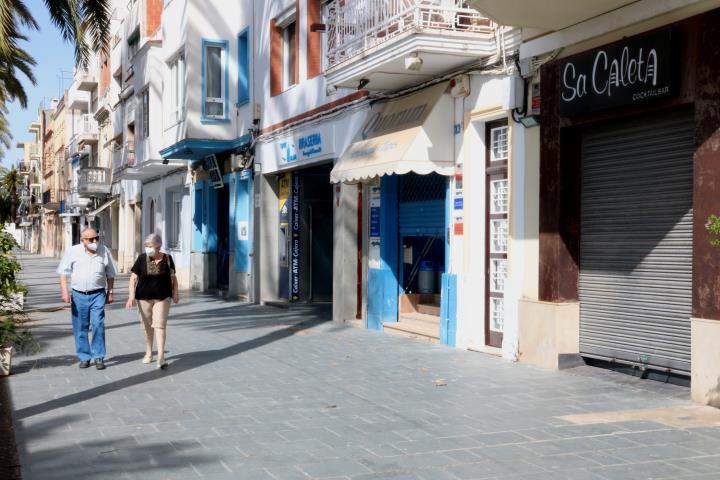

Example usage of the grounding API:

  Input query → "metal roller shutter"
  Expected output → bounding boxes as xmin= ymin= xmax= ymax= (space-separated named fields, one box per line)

xmin=579 ymin=109 xmax=694 ymax=374
xmin=398 ymin=173 xmax=446 ymax=236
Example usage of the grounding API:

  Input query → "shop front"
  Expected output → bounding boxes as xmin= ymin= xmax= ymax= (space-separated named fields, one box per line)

xmin=524 ymin=11 xmax=720 ymax=403
xmin=259 ymin=121 xmax=351 ymax=309
xmin=332 ymin=82 xmax=457 ymax=344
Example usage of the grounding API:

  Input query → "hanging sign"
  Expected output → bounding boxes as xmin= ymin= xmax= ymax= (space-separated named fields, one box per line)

xmin=368 ymin=186 xmax=381 ymax=269
xmin=204 ymin=154 xmax=224 ymax=189
xmin=559 ymin=27 xmax=679 ymax=117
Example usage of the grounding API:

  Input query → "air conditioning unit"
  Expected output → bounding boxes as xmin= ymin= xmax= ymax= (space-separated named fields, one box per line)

xmin=450 ymin=75 xmax=470 ymax=98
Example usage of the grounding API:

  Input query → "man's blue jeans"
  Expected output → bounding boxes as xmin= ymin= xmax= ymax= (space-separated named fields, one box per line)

xmin=71 ymin=290 xmax=107 ymax=361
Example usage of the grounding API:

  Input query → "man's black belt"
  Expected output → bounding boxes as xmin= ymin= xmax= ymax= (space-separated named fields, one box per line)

xmin=72 ymin=288 xmax=105 ymax=295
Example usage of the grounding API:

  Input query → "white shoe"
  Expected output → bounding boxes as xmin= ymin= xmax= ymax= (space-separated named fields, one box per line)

xmin=142 ymin=354 xmax=153 ymax=364
xmin=157 ymin=357 xmax=168 ymax=369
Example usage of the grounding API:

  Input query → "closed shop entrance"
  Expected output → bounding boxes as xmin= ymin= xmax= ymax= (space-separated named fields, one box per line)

xmin=579 ymin=109 xmax=694 ymax=374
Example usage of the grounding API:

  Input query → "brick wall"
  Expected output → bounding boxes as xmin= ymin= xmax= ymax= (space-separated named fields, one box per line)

xmin=100 ymin=50 xmax=111 ymax=95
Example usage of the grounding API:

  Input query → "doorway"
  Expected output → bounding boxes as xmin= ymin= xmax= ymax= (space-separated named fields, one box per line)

xmin=216 ymin=183 xmax=230 ymax=290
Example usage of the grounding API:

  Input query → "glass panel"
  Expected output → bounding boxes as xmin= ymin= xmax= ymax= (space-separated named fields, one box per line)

xmin=490 ymin=298 xmax=504 ymax=333
xmin=206 ymin=45 xmax=222 ymax=99
xmin=490 ymin=179 xmax=508 ymax=214
xmin=490 ymin=259 xmax=507 ymax=293
xmin=490 ymin=219 xmax=508 ymax=253
xmin=491 ymin=126 xmax=509 ymax=161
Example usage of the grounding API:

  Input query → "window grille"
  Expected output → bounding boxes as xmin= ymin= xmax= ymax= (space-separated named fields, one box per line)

xmin=490 ymin=126 xmax=509 ymax=161
xmin=490 ymin=298 xmax=504 ymax=332
xmin=490 ymin=259 xmax=507 ymax=293
xmin=490 ymin=219 xmax=508 ymax=253
xmin=399 ymin=172 xmax=446 ymax=202
xmin=490 ymin=179 xmax=508 ymax=214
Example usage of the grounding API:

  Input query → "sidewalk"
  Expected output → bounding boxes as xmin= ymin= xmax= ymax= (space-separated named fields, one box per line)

xmin=6 ymin=252 xmax=720 ymax=479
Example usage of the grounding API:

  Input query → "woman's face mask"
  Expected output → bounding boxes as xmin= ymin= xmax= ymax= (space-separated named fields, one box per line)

xmin=145 ymin=246 xmax=158 ymax=257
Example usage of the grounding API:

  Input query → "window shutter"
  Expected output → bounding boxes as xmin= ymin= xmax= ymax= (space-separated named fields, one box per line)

xmin=270 ymin=19 xmax=282 ymax=96
xmin=307 ymin=0 xmax=322 ymax=79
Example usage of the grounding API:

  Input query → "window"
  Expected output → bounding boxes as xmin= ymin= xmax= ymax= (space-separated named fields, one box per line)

xmin=490 ymin=126 xmax=509 ymax=161
xmin=282 ymin=21 xmax=297 ymax=90
xmin=202 ymin=39 xmax=229 ymax=120
xmin=167 ymin=189 xmax=184 ymax=249
xmin=490 ymin=179 xmax=508 ymax=214
xmin=140 ymin=89 xmax=149 ymax=139
xmin=271 ymin=10 xmax=298 ymax=96
xmin=238 ymin=31 xmax=249 ymax=106
xmin=169 ymin=53 xmax=185 ymax=124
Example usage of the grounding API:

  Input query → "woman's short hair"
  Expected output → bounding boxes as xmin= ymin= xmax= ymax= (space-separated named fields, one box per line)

xmin=144 ymin=233 xmax=162 ymax=247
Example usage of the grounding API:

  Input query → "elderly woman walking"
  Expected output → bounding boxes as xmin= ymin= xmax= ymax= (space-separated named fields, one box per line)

xmin=126 ymin=233 xmax=179 ymax=368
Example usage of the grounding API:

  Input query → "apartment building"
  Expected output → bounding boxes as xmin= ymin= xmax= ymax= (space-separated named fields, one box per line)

xmin=158 ymin=0 xmax=255 ymax=293
xmin=15 ymin=118 xmax=43 ymax=253
xmin=40 ymin=98 xmax=71 ymax=258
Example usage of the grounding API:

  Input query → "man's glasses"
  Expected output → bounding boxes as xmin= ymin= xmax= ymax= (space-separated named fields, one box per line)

xmin=83 ymin=236 xmax=100 ymax=242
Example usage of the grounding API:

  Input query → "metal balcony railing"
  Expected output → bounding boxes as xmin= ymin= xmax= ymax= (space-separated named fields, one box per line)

xmin=18 ymin=161 xmax=31 ymax=174
xmin=77 ymin=167 xmax=112 ymax=195
xmin=326 ymin=0 xmax=492 ymax=68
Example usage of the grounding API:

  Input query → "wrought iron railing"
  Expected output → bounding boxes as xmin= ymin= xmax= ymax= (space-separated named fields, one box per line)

xmin=326 ymin=0 xmax=492 ymax=68
xmin=78 ymin=167 xmax=112 ymax=195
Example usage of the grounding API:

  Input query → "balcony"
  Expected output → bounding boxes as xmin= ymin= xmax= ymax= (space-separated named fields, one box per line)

xmin=125 ymin=97 xmax=136 ymax=125
xmin=78 ymin=114 xmax=99 ymax=145
xmin=42 ymin=189 xmax=62 ymax=210
xmin=325 ymin=0 xmax=499 ymax=90
xmin=18 ymin=161 xmax=32 ymax=175
xmin=111 ymin=106 xmax=124 ymax=139
xmin=68 ymin=136 xmax=91 ymax=159
xmin=74 ymin=64 xmax=98 ymax=91
xmin=77 ymin=167 xmax=112 ymax=196
xmin=111 ymin=34 xmax=122 ymax=77
xmin=67 ymin=86 xmax=91 ymax=111
xmin=29 ymin=144 xmax=40 ymax=158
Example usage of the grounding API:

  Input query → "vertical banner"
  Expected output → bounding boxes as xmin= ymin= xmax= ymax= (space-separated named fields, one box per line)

xmin=278 ymin=174 xmax=291 ymax=299
xmin=291 ymin=175 xmax=302 ymax=301
xmin=368 ymin=185 xmax=381 ymax=269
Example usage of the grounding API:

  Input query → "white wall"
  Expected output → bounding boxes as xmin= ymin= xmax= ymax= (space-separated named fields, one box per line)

xmin=456 ymin=74 xmax=520 ymax=359
xmin=141 ymin=170 xmax=192 ymax=287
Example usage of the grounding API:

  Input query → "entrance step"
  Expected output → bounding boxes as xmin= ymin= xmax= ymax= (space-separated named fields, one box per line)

xmin=417 ymin=303 xmax=440 ymax=316
xmin=383 ymin=313 xmax=440 ymax=343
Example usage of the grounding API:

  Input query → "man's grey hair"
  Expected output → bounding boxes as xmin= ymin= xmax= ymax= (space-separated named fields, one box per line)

xmin=81 ymin=226 xmax=97 ymax=235
xmin=144 ymin=233 xmax=162 ymax=247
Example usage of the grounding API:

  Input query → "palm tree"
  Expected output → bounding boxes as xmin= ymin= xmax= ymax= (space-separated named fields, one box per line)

xmin=0 ymin=167 xmax=23 ymax=224
xmin=0 ymin=0 xmax=111 ymax=115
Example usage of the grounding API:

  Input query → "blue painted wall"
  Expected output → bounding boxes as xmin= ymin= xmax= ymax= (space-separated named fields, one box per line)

xmin=207 ymin=182 xmax=218 ymax=253
xmin=440 ymin=181 xmax=457 ymax=346
xmin=367 ymin=176 xmax=400 ymax=330
xmin=192 ymin=182 xmax=204 ymax=252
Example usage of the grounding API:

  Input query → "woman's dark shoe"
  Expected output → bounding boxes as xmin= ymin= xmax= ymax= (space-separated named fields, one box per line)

xmin=95 ymin=358 xmax=106 ymax=370
xmin=78 ymin=360 xmax=90 ymax=369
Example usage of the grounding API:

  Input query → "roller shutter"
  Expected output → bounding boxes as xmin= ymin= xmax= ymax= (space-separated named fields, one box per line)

xmin=579 ymin=109 xmax=694 ymax=374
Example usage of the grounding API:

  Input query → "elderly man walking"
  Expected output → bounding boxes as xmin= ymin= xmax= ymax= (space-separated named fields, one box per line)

xmin=57 ymin=227 xmax=117 ymax=370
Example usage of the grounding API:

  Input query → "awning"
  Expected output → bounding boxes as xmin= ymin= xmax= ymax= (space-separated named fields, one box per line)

xmin=88 ymin=198 xmax=118 ymax=217
xmin=330 ymin=82 xmax=453 ymax=184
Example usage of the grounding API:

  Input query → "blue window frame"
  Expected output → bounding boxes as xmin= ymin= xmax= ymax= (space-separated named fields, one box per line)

xmin=238 ymin=29 xmax=250 ymax=107
xmin=201 ymin=38 xmax=230 ymax=123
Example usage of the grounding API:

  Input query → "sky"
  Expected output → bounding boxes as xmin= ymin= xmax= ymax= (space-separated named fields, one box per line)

xmin=4 ymin=0 xmax=75 ymax=168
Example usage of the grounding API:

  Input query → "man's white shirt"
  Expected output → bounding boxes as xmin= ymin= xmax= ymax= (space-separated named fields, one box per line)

xmin=57 ymin=244 xmax=117 ymax=292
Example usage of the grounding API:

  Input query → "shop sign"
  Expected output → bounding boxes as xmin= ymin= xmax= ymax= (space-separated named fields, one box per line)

xmin=278 ymin=126 xmax=335 ymax=165
xmin=368 ymin=186 xmax=381 ymax=269
xmin=204 ymin=154 xmax=224 ymax=189
xmin=560 ymin=27 xmax=678 ymax=117
xmin=291 ymin=175 xmax=301 ymax=300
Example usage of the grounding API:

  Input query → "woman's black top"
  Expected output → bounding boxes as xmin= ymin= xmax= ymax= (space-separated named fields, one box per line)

xmin=131 ymin=253 xmax=175 ymax=300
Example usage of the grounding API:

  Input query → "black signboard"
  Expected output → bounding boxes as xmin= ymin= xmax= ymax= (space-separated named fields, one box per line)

xmin=559 ymin=27 xmax=679 ymax=117
xmin=204 ymin=154 xmax=224 ymax=189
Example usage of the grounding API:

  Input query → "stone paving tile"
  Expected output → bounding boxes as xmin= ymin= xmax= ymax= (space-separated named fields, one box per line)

xmin=9 ymin=252 xmax=720 ymax=480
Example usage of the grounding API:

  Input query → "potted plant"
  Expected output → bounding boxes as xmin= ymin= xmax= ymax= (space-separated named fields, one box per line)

xmin=0 ymin=317 xmax=37 ymax=376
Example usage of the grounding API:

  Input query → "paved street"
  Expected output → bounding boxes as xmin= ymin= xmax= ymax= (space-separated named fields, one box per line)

xmin=6 ymin=252 xmax=720 ymax=479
